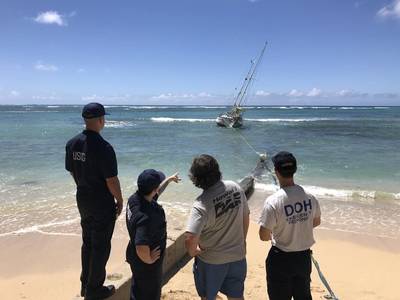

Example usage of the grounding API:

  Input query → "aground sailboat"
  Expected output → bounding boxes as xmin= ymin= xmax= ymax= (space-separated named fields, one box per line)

xmin=216 ymin=41 xmax=267 ymax=128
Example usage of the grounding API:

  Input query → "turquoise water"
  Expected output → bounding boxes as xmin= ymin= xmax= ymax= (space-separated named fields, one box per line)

xmin=0 ymin=105 xmax=399 ymax=237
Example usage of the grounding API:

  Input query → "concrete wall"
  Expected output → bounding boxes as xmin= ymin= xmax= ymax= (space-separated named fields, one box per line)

xmin=75 ymin=176 xmax=254 ymax=300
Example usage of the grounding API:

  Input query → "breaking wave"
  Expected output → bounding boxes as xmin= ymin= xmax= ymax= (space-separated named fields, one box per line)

xmin=105 ymin=120 xmax=136 ymax=128
xmin=151 ymin=117 xmax=215 ymax=122
xmin=254 ymin=182 xmax=400 ymax=204
xmin=245 ymin=118 xmax=334 ymax=122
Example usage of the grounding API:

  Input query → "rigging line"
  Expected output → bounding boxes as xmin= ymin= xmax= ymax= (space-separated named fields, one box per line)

xmin=234 ymin=60 xmax=255 ymax=107
xmin=232 ymin=128 xmax=278 ymax=186
xmin=238 ymin=41 xmax=268 ymax=106
xmin=233 ymin=127 xmax=260 ymax=157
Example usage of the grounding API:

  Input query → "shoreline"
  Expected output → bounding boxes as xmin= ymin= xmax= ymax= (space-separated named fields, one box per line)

xmin=1 ymin=179 xmax=400 ymax=300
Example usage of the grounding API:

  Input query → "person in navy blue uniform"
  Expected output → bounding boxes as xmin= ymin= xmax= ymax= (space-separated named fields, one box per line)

xmin=65 ymin=103 xmax=124 ymax=300
xmin=126 ymin=169 xmax=180 ymax=300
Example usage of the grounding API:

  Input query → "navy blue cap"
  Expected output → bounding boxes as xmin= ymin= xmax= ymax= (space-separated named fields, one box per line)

xmin=272 ymin=151 xmax=297 ymax=171
xmin=137 ymin=169 xmax=166 ymax=195
xmin=82 ymin=102 xmax=109 ymax=119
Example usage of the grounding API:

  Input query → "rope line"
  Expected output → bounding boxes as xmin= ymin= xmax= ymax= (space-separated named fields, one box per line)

xmin=233 ymin=128 xmax=261 ymax=157
xmin=311 ymin=254 xmax=339 ymax=300
xmin=232 ymin=128 xmax=278 ymax=185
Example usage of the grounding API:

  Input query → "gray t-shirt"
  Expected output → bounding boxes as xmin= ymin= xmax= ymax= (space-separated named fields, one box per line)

xmin=186 ymin=180 xmax=250 ymax=264
xmin=258 ymin=184 xmax=321 ymax=252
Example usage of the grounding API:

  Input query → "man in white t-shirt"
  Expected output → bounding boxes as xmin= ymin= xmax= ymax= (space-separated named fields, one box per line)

xmin=258 ymin=151 xmax=321 ymax=300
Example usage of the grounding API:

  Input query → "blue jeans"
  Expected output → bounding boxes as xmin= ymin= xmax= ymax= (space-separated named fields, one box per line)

xmin=193 ymin=257 xmax=246 ymax=300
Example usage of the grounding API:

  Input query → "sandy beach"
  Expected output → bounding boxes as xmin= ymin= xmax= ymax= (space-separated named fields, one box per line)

xmin=1 ymin=219 xmax=399 ymax=300
xmin=163 ymin=223 xmax=400 ymax=300
xmin=162 ymin=222 xmax=400 ymax=300
xmin=0 ymin=230 xmax=129 ymax=300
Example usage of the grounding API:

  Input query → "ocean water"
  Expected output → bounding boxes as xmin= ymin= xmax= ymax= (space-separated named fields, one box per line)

xmin=0 ymin=105 xmax=399 ymax=238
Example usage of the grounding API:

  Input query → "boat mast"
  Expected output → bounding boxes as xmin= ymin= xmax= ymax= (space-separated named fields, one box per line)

xmin=233 ymin=60 xmax=255 ymax=107
xmin=237 ymin=41 xmax=267 ymax=107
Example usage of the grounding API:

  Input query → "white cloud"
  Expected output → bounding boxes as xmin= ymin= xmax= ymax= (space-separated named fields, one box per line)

xmin=377 ymin=0 xmax=400 ymax=19
xmin=151 ymin=92 xmax=214 ymax=99
xmin=255 ymin=90 xmax=271 ymax=96
xmin=337 ymin=89 xmax=352 ymax=96
xmin=81 ymin=94 xmax=104 ymax=101
xmin=288 ymin=89 xmax=304 ymax=97
xmin=32 ymin=95 xmax=58 ymax=101
xmin=307 ymin=88 xmax=322 ymax=97
xmin=197 ymin=92 xmax=214 ymax=98
xmin=35 ymin=61 xmax=58 ymax=72
xmin=77 ymin=68 xmax=86 ymax=73
xmin=10 ymin=90 xmax=20 ymax=97
xmin=373 ymin=92 xmax=398 ymax=98
xmin=34 ymin=11 xmax=67 ymax=26
xmin=336 ymin=89 xmax=369 ymax=97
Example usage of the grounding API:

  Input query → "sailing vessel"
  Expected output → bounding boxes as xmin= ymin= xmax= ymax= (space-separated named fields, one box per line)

xmin=216 ymin=41 xmax=267 ymax=128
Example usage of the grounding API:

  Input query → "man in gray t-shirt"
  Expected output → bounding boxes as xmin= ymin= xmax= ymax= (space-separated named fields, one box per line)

xmin=258 ymin=151 xmax=321 ymax=300
xmin=185 ymin=154 xmax=250 ymax=300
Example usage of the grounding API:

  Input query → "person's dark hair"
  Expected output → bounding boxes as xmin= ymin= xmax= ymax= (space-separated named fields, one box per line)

xmin=276 ymin=166 xmax=296 ymax=179
xmin=272 ymin=151 xmax=297 ymax=179
xmin=189 ymin=154 xmax=221 ymax=190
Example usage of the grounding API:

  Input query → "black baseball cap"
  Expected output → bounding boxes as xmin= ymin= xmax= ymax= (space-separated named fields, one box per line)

xmin=272 ymin=151 xmax=297 ymax=172
xmin=82 ymin=102 xmax=109 ymax=119
xmin=137 ymin=169 xmax=166 ymax=195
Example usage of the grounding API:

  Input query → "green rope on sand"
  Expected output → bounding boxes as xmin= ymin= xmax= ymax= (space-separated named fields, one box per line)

xmin=311 ymin=253 xmax=339 ymax=300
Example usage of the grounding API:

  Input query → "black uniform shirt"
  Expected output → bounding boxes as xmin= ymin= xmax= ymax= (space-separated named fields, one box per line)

xmin=65 ymin=130 xmax=118 ymax=216
xmin=126 ymin=192 xmax=167 ymax=266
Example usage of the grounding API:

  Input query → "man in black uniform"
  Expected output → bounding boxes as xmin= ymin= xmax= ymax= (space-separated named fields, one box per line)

xmin=65 ymin=103 xmax=124 ymax=300
xmin=126 ymin=169 xmax=180 ymax=300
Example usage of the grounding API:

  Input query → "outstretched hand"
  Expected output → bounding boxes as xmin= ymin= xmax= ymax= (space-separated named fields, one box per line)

xmin=168 ymin=172 xmax=181 ymax=183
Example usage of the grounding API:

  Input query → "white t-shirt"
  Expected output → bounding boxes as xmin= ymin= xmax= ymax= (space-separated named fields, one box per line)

xmin=258 ymin=184 xmax=320 ymax=252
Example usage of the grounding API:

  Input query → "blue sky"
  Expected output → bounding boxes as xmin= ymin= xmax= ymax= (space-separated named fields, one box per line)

xmin=0 ymin=0 xmax=399 ymax=105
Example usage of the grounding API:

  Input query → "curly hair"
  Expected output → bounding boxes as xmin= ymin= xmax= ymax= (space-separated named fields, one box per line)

xmin=189 ymin=154 xmax=222 ymax=190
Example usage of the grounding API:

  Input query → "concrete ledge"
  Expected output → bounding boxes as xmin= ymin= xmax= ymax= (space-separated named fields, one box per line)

xmin=74 ymin=175 xmax=254 ymax=300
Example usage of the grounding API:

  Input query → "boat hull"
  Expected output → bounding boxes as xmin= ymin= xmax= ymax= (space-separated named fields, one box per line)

xmin=216 ymin=115 xmax=243 ymax=128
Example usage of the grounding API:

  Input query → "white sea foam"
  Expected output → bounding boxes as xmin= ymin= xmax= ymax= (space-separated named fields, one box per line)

xmin=0 ymin=218 xmax=80 ymax=237
xmin=254 ymin=182 xmax=400 ymax=204
xmin=46 ymin=105 xmax=60 ymax=108
xmin=199 ymin=106 xmax=228 ymax=109
xmin=105 ymin=120 xmax=135 ymax=128
xmin=338 ymin=107 xmax=373 ymax=110
xmin=245 ymin=118 xmax=333 ymax=122
xmin=8 ymin=110 xmax=59 ymax=113
xmin=126 ymin=106 xmax=170 ymax=109
xmin=151 ymin=117 xmax=214 ymax=123
xmin=180 ymin=106 xmax=228 ymax=109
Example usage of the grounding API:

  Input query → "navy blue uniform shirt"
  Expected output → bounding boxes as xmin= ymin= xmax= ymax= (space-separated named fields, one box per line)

xmin=65 ymin=130 xmax=118 ymax=217
xmin=126 ymin=192 xmax=167 ymax=266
